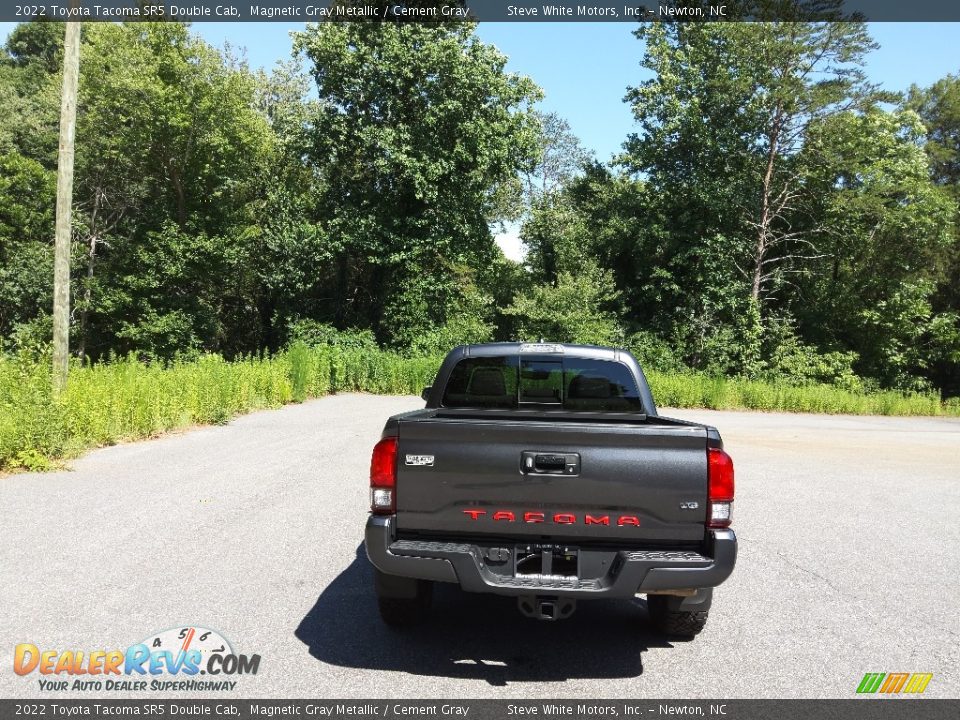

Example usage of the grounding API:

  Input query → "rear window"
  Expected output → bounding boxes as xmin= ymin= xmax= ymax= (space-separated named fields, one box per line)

xmin=441 ymin=356 xmax=519 ymax=409
xmin=562 ymin=359 xmax=644 ymax=412
xmin=441 ymin=356 xmax=643 ymax=412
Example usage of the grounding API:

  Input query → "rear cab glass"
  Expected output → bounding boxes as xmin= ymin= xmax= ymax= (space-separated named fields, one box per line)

xmin=441 ymin=356 xmax=519 ymax=409
xmin=441 ymin=355 xmax=643 ymax=412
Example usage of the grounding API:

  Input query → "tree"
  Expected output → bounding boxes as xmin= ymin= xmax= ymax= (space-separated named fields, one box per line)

xmin=523 ymin=111 xmax=592 ymax=203
xmin=0 ymin=27 xmax=61 ymax=351
xmin=1 ymin=21 xmax=74 ymax=166
xmin=247 ymin=59 xmax=334 ymax=349
xmin=69 ymin=23 xmax=274 ymax=359
xmin=907 ymin=74 xmax=960 ymax=394
xmin=3 ymin=21 xmax=67 ymax=74
xmin=520 ymin=192 xmax=589 ymax=284
xmin=796 ymin=108 xmax=956 ymax=388
xmin=503 ymin=261 xmax=623 ymax=346
xmin=623 ymin=12 xmax=884 ymax=316
xmin=294 ymin=12 xmax=542 ymax=345
xmin=0 ymin=153 xmax=55 ymax=340
xmin=520 ymin=162 xmax=648 ymax=286
xmin=907 ymin=74 xmax=960 ymax=191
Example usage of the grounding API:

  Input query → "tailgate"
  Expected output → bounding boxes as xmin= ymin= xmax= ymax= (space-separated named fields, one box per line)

xmin=395 ymin=418 xmax=708 ymax=543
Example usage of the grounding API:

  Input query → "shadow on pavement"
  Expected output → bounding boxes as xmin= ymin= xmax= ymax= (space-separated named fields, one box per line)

xmin=295 ymin=545 xmax=675 ymax=685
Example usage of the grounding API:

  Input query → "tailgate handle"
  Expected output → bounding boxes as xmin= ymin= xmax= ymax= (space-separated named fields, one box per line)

xmin=522 ymin=452 xmax=580 ymax=475
xmin=536 ymin=455 xmax=566 ymax=471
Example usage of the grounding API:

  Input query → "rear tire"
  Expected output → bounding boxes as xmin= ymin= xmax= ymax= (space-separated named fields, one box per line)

xmin=647 ymin=595 xmax=709 ymax=638
xmin=374 ymin=569 xmax=433 ymax=627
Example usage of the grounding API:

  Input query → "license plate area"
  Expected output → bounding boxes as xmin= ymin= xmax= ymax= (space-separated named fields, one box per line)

xmin=514 ymin=543 xmax=579 ymax=578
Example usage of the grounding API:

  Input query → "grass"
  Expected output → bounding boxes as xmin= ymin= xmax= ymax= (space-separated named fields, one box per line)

xmin=646 ymin=371 xmax=951 ymax=417
xmin=0 ymin=345 xmax=440 ymax=472
xmin=0 ymin=346 xmax=956 ymax=472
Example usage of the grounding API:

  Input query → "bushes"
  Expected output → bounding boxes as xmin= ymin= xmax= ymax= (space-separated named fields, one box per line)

xmin=1 ymin=346 xmax=955 ymax=473
xmin=626 ymin=331 xmax=686 ymax=374
xmin=503 ymin=263 xmax=624 ymax=346
xmin=646 ymin=371 xmax=946 ymax=416
xmin=0 ymin=347 xmax=441 ymax=472
xmin=0 ymin=353 xmax=65 ymax=471
xmin=761 ymin=320 xmax=865 ymax=391
xmin=287 ymin=320 xmax=378 ymax=351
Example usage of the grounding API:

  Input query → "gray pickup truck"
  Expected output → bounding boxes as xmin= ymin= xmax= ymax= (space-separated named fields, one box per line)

xmin=365 ymin=342 xmax=736 ymax=637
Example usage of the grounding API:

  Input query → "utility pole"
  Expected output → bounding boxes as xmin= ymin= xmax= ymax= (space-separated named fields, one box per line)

xmin=52 ymin=17 xmax=81 ymax=394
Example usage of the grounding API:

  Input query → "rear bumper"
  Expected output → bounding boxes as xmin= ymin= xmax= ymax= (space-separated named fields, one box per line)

xmin=365 ymin=515 xmax=736 ymax=599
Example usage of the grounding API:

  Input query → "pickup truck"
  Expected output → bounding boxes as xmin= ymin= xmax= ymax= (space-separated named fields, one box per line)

xmin=365 ymin=342 xmax=736 ymax=637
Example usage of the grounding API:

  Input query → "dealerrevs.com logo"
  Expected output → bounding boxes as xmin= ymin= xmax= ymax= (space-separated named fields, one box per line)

xmin=14 ymin=626 xmax=260 ymax=692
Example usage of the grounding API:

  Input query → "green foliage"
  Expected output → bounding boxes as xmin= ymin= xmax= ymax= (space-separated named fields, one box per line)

xmin=623 ymin=15 xmax=884 ymax=306
xmin=0 ymin=18 xmax=541 ymax=361
xmin=3 ymin=21 xmax=66 ymax=73
xmin=796 ymin=109 xmax=957 ymax=389
xmin=293 ymin=17 xmax=542 ymax=344
xmin=6 ymin=313 xmax=53 ymax=357
xmin=287 ymin=320 xmax=378 ymax=351
xmin=286 ymin=342 xmax=313 ymax=402
xmin=523 ymin=110 xmax=592 ymax=202
xmin=545 ymin=18 xmax=958 ymax=394
xmin=521 ymin=191 xmax=591 ymax=284
xmin=404 ymin=283 xmax=495 ymax=357
xmin=0 ymin=18 xmax=958 ymax=402
xmin=908 ymin=73 xmax=960 ymax=192
xmin=858 ymin=281 xmax=959 ymax=391
xmin=71 ymin=24 xmax=275 ymax=358
xmin=763 ymin=320 xmax=863 ymax=391
xmin=0 ymin=152 xmax=55 ymax=338
xmin=647 ymin=370 xmax=945 ymax=417
xmin=380 ymin=263 xmax=495 ymax=353
xmin=0 ymin=23 xmax=62 ymax=162
xmin=0 ymin=347 xmax=443 ymax=472
xmin=3 ymin=347 xmax=955 ymax=473
xmin=624 ymin=331 xmax=685 ymax=374
xmin=1 ymin=22 xmax=279 ymax=360
xmin=614 ymin=17 xmax=909 ymax=381
xmin=0 ymin=351 xmax=65 ymax=470
xmin=906 ymin=73 xmax=960 ymax=395
xmin=504 ymin=262 xmax=623 ymax=345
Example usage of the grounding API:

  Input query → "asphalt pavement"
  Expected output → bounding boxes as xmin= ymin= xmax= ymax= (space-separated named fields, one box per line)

xmin=1 ymin=395 xmax=958 ymax=698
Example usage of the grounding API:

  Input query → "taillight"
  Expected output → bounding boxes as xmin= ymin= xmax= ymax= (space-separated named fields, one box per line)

xmin=370 ymin=437 xmax=398 ymax=515
xmin=707 ymin=447 xmax=734 ymax=528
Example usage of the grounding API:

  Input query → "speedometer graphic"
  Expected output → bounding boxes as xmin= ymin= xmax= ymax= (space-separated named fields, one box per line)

xmin=139 ymin=626 xmax=233 ymax=671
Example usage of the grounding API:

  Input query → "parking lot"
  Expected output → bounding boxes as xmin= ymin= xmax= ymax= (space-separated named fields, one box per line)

xmin=1 ymin=395 xmax=958 ymax=698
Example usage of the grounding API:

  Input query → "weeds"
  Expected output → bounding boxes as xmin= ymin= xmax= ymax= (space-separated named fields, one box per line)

xmin=0 ymin=346 xmax=955 ymax=472
xmin=0 ymin=345 xmax=440 ymax=472
xmin=646 ymin=371 xmax=948 ymax=417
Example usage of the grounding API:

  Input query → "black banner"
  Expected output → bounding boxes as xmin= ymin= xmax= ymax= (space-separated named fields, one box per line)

xmin=0 ymin=700 xmax=958 ymax=720
xmin=3 ymin=1 xmax=960 ymax=24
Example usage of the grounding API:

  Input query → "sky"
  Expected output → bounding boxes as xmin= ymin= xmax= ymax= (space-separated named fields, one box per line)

xmin=180 ymin=21 xmax=960 ymax=162
xmin=2 ymin=20 xmax=958 ymax=258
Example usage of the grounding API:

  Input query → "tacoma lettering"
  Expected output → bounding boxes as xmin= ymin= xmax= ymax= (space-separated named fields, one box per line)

xmin=462 ymin=509 xmax=641 ymax=527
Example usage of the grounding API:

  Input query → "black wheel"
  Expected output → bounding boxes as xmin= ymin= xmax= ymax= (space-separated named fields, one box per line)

xmin=374 ymin=569 xmax=433 ymax=627
xmin=647 ymin=595 xmax=709 ymax=638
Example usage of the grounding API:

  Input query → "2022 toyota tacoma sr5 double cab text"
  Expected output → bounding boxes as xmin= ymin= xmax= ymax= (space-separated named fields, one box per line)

xmin=364 ymin=342 xmax=737 ymax=637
